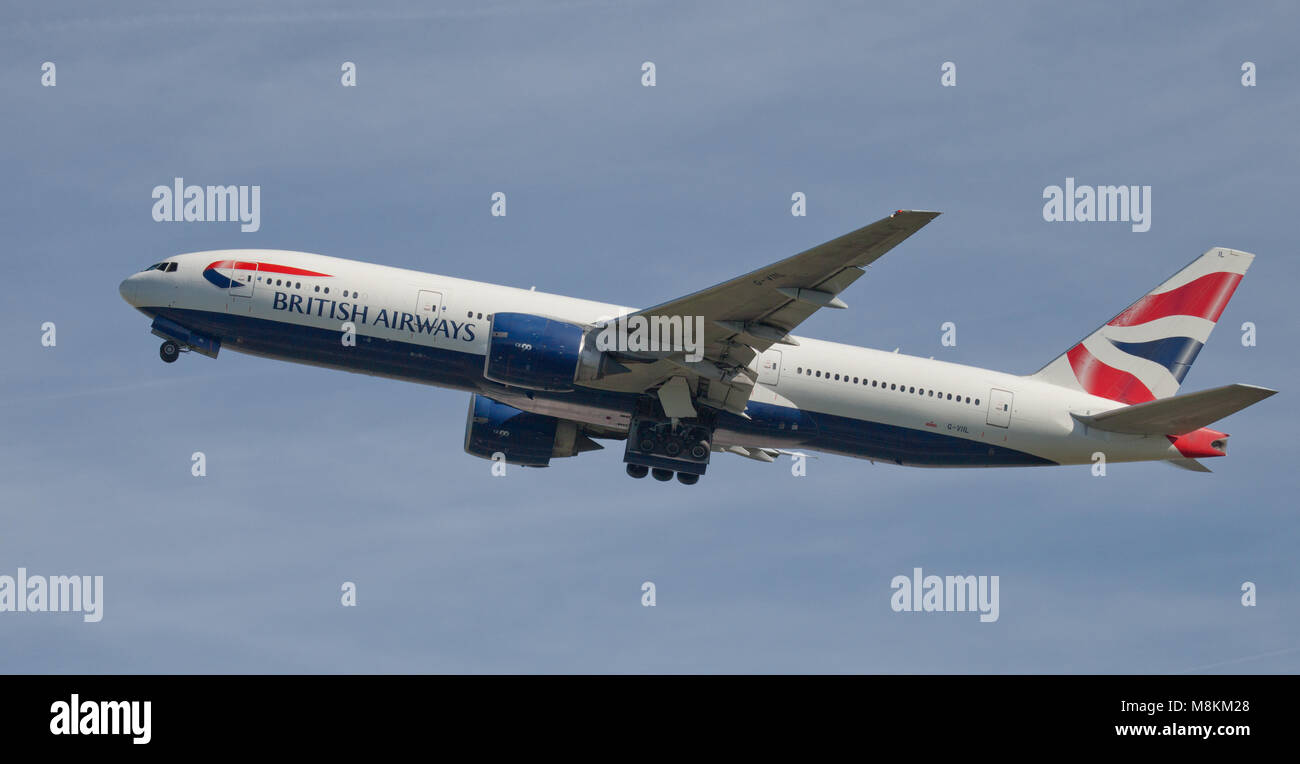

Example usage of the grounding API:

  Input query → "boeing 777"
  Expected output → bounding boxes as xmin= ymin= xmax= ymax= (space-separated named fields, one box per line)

xmin=118 ymin=211 xmax=1275 ymax=484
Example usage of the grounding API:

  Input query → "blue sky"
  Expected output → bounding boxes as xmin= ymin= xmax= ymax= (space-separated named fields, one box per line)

xmin=1 ymin=0 xmax=1297 ymax=672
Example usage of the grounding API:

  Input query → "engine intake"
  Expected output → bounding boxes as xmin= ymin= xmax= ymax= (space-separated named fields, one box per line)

xmin=484 ymin=312 xmax=585 ymax=391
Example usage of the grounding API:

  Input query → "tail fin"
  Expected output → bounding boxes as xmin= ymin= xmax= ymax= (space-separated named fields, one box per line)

xmin=1031 ymin=248 xmax=1254 ymax=402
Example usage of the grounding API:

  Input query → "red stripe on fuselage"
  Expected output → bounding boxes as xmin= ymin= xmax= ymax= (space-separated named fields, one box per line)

xmin=1107 ymin=271 xmax=1242 ymax=327
xmin=205 ymin=260 xmax=332 ymax=277
xmin=1065 ymin=344 xmax=1156 ymax=404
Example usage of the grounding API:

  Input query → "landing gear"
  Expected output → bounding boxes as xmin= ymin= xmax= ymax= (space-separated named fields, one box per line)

xmin=159 ymin=340 xmax=180 ymax=363
xmin=622 ymin=403 xmax=715 ymax=485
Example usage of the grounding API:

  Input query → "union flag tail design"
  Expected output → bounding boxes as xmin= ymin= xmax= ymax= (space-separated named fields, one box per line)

xmin=1031 ymin=248 xmax=1253 ymax=403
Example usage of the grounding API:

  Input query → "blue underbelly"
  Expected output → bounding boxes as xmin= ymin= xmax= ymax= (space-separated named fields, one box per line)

xmin=143 ymin=306 xmax=1054 ymax=468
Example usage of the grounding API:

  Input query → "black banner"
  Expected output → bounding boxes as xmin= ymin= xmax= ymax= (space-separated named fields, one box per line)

xmin=0 ymin=674 xmax=1287 ymax=751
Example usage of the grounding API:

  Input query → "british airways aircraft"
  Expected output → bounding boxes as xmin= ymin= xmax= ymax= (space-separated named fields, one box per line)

xmin=118 ymin=211 xmax=1274 ymax=484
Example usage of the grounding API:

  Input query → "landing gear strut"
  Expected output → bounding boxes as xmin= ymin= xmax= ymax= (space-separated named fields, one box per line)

xmin=159 ymin=340 xmax=181 ymax=363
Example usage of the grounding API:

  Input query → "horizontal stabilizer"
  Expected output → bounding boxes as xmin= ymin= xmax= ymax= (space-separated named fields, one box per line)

xmin=1072 ymin=383 xmax=1276 ymax=435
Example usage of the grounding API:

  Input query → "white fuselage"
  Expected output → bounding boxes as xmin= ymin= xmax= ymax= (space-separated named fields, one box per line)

xmin=119 ymin=249 xmax=1193 ymax=468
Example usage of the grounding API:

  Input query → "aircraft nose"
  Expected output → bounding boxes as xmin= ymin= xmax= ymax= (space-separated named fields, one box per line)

xmin=119 ymin=275 xmax=140 ymax=306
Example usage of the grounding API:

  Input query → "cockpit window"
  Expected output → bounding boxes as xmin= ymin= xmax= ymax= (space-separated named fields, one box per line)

xmin=164 ymin=262 xmax=177 ymax=272
xmin=142 ymin=262 xmax=178 ymax=272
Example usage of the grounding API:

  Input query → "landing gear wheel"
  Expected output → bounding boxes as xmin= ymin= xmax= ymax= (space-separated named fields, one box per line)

xmin=159 ymin=340 xmax=180 ymax=363
xmin=664 ymin=441 xmax=682 ymax=457
xmin=626 ymin=463 xmax=649 ymax=479
xmin=676 ymin=472 xmax=699 ymax=485
xmin=651 ymin=468 xmax=674 ymax=482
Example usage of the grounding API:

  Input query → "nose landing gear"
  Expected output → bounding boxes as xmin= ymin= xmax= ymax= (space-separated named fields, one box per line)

xmin=159 ymin=340 xmax=181 ymax=363
xmin=149 ymin=317 xmax=221 ymax=362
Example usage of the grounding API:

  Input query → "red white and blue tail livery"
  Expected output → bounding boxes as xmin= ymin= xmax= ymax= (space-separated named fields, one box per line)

xmin=1032 ymin=248 xmax=1251 ymax=404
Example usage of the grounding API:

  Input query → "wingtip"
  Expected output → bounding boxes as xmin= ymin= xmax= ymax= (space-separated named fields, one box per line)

xmin=891 ymin=209 xmax=942 ymax=219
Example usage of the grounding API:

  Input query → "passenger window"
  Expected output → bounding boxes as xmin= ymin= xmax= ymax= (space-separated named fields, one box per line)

xmin=815 ymin=371 xmax=821 ymax=378
xmin=853 ymin=377 xmax=858 ymax=384
xmin=975 ymin=399 xmax=980 ymax=406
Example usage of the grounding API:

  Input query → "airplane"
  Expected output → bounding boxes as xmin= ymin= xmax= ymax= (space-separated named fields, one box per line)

xmin=118 ymin=210 xmax=1275 ymax=484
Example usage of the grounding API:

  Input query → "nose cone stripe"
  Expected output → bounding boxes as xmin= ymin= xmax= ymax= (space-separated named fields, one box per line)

xmin=202 ymin=269 xmax=242 ymax=289
xmin=201 ymin=260 xmax=334 ymax=289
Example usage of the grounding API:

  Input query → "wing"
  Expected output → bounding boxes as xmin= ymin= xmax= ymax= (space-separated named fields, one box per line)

xmin=586 ymin=210 xmax=940 ymax=412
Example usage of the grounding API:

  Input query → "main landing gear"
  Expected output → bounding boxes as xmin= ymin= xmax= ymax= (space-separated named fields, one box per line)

xmin=622 ymin=403 xmax=715 ymax=486
xmin=624 ymin=463 xmax=702 ymax=485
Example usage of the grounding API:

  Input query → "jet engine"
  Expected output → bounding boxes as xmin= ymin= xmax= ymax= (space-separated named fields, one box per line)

xmin=483 ymin=312 xmax=626 ymax=391
xmin=463 ymin=394 xmax=601 ymax=467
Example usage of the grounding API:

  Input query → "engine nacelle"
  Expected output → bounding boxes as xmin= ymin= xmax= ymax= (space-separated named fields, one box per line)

xmin=484 ymin=312 xmax=585 ymax=391
xmin=463 ymin=394 xmax=600 ymax=467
